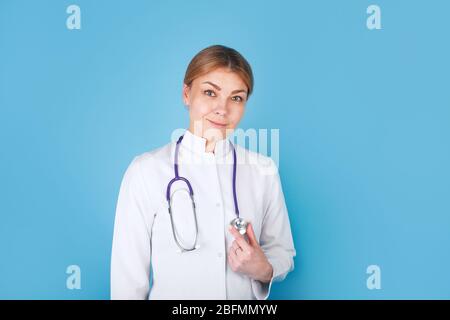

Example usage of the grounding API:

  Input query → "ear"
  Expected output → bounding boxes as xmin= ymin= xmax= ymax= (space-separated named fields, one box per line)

xmin=182 ymin=83 xmax=190 ymax=107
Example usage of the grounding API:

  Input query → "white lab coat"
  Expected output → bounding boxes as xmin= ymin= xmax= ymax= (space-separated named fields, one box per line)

xmin=110 ymin=129 xmax=296 ymax=300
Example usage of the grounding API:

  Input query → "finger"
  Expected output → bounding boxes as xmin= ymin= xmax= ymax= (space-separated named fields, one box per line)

xmin=229 ymin=242 xmax=238 ymax=257
xmin=228 ymin=245 xmax=239 ymax=262
xmin=227 ymin=251 xmax=234 ymax=268
xmin=228 ymin=250 xmax=238 ymax=271
xmin=228 ymin=225 xmax=251 ymax=252
xmin=230 ymin=240 xmax=240 ymax=253
xmin=230 ymin=241 xmax=244 ymax=259
xmin=234 ymin=246 xmax=245 ymax=258
xmin=246 ymin=223 xmax=259 ymax=247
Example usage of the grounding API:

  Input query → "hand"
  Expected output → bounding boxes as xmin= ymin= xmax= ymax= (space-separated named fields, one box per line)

xmin=227 ymin=222 xmax=273 ymax=283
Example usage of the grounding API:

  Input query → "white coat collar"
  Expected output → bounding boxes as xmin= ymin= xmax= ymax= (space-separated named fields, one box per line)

xmin=180 ymin=128 xmax=232 ymax=159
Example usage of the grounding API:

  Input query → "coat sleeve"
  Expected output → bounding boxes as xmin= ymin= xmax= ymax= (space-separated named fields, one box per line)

xmin=111 ymin=156 xmax=154 ymax=299
xmin=251 ymin=158 xmax=297 ymax=300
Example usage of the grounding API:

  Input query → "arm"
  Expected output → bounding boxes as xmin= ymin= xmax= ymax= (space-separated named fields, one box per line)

xmin=111 ymin=157 xmax=154 ymax=300
xmin=251 ymin=158 xmax=297 ymax=300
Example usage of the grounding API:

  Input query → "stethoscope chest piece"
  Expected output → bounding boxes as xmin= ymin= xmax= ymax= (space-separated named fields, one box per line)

xmin=230 ymin=217 xmax=248 ymax=235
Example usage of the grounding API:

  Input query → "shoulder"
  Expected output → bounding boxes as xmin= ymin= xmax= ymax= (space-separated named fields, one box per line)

xmin=123 ymin=141 xmax=174 ymax=178
xmin=234 ymin=143 xmax=279 ymax=178
xmin=134 ymin=142 xmax=172 ymax=165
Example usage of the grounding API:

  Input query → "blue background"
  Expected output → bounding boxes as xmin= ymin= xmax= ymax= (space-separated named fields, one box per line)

xmin=1 ymin=0 xmax=449 ymax=299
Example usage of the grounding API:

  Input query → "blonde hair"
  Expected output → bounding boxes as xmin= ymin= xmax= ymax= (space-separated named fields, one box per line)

xmin=183 ymin=45 xmax=254 ymax=98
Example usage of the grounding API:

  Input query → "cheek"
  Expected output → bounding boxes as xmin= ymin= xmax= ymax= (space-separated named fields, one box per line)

xmin=189 ymin=97 xmax=213 ymax=118
xmin=228 ymin=105 xmax=245 ymax=124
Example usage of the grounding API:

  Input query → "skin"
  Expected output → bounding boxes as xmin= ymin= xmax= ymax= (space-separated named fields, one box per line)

xmin=182 ymin=67 xmax=274 ymax=283
xmin=182 ymin=67 xmax=247 ymax=153
xmin=228 ymin=223 xmax=274 ymax=283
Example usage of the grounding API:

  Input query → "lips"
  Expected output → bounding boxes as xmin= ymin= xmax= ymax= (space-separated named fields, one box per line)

xmin=207 ymin=119 xmax=227 ymax=127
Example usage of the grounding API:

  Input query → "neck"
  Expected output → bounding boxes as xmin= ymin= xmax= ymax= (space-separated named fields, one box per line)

xmin=205 ymin=139 xmax=216 ymax=153
xmin=187 ymin=126 xmax=219 ymax=154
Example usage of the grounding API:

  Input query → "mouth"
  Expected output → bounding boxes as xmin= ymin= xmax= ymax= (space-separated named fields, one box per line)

xmin=207 ymin=119 xmax=228 ymax=128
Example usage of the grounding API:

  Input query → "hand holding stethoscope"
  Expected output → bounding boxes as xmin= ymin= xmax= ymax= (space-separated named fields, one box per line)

xmin=166 ymin=134 xmax=273 ymax=282
xmin=227 ymin=222 xmax=274 ymax=283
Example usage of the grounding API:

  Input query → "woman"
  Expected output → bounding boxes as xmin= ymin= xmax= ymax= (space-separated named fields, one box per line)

xmin=111 ymin=45 xmax=296 ymax=300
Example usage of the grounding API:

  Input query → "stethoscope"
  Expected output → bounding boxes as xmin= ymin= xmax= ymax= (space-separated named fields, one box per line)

xmin=166 ymin=134 xmax=248 ymax=252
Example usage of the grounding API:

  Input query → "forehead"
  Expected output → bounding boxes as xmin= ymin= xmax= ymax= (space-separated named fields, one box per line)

xmin=195 ymin=68 xmax=246 ymax=89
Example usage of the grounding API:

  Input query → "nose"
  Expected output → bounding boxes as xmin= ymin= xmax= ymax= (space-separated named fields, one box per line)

xmin=212 ymin=98 xmax=228 ymax=116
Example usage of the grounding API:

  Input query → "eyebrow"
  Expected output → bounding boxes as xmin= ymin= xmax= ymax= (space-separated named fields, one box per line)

xmin=202 ymin=81 xmax=247 ymax=95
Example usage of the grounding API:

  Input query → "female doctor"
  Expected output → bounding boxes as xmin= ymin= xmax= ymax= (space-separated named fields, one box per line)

xmin=111 ymin=45 xmax=296 ymax=300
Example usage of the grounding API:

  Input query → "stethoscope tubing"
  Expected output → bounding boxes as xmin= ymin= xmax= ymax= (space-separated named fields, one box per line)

xmin=166 ymin=134 xmax=239 ymax=252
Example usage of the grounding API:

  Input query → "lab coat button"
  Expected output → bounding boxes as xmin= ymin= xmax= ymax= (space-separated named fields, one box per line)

xmin=217 ymin=252 xmax=223 ymax=258
xmin=216 ymin=202 xmax=221 ymax=207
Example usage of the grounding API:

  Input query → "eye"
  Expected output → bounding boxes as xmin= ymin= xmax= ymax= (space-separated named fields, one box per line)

xmin=231 ymin=96 xmax=244 ymax=103
xmin=204 ymin=89 xmax=216 ymax=97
